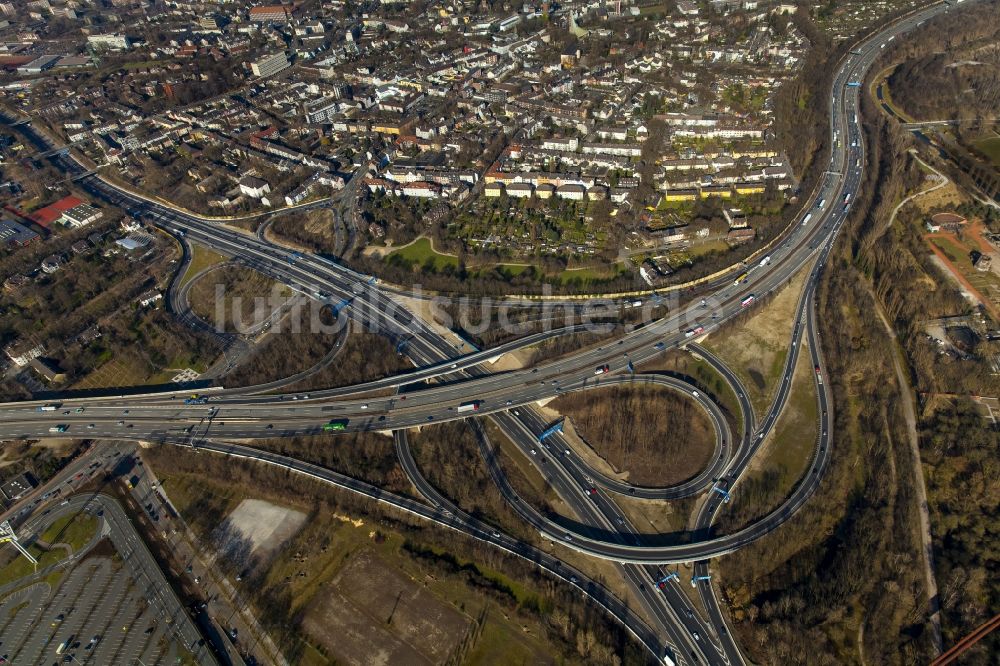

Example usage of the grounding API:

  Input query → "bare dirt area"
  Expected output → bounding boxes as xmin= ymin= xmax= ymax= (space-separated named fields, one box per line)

xmin=302 ymin=549 xmax=471 ymax=666
xmin=550 ymin=384 xmax=715 ymax=486
xmin=219 ymin=498 xmax=306 ymax=563
xmin=704 ymin=265 xmax=810 ymax=416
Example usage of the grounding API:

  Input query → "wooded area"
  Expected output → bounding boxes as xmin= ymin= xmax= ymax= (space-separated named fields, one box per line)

xmin=885 ymin=3 xmax=1000 ymax=125
xmin=551 ymin=384 xmax=715 ymax=486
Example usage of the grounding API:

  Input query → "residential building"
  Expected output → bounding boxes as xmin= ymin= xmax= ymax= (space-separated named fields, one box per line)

xmin=251 ymin=52 xmax=290 ymax=78
xmin=4 ymin=339 xmax=44 ymax=367
xmin=137 ymin=290 xmax=162 ymax=307
xmin=41 ymin=254 xmax=64 ymax=273
xmin=239 ymin=176 xmax=271 ymax=198
xmin=30 ymin=357 xmax=66 ymax=383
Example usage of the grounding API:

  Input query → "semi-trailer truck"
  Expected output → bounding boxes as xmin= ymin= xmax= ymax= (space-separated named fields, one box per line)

xmin=843 ymin=192 xmax=852 ymax=204
xmin=49 ymin=425 xmax=68 ymax=433
xmin=38 ymin=404 xmax=59 ymax=412
xmin=323 ymin=419 xmax=348 ymax=431
xmin=759 ymin=255 xmax=772 ymax=267
xmin=801 ymin=213 xmax=813 ymax=226
xmin=741 ymin=295 xmax=755 ymax=308
xmin=733 ymin=272 xmax=748 ymax=286
xmin=457 ymin=401 xmax=481 ymax=413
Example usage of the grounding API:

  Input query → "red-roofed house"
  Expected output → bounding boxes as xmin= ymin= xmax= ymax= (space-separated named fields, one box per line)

xmin=249 ymin=5 xmax=290 ymax=22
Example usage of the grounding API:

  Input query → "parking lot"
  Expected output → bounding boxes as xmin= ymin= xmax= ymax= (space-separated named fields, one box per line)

xmin=0 ymin=493 xmax=213 ymax=665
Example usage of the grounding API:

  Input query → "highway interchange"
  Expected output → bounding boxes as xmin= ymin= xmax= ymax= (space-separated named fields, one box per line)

xmin=0 ymin=2 xmax=980 ymax=663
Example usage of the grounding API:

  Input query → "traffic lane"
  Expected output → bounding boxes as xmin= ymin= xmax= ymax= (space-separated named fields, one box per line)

xmin=492 ymin=410 xmax=725 ymax=665
xmin=506 ymin=373 xmax=733 ymax=494
xmin=487 ymin=415 xmax=717 ymax=665
xmin=1 ymin=135 xmax=860 ymax=412
xmin=0 ymin=370 xmax=734 ymax=446
xmin=392 ymin=429 xmax=702 ymax=664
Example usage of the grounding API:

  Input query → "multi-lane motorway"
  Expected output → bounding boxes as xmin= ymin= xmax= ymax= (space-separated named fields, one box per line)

xmin=0 ymin=2 xmax=979 ymax=663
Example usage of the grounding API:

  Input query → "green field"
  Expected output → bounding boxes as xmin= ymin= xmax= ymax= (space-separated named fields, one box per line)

xmin=716 ymin=345 xmax=818 ymax=533
xmin=975 ymin=136 xmax=1000 ymax=168
xmin=386 ymin=237 xmax=459 ymax=272
xmin=41 ymin=513 xmax=99 ymax=552
xmin=180 ymin=244 xmax=229 ymax=288
xmin=496 ymin=263 xmax=531 ymax=277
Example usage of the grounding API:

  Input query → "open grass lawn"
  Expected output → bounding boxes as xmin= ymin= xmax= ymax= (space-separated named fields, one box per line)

xmin=40 ymin=513 xmax=99 ymax=552
xmin=495 ymin=263 xmax=531 ymax=277
xmin=556 ymin=264 xmax=626 ymax=284
xmin=387 ymin=237 xmax=459 ymax=271
xmin=179 ymin=244 xmax=229 ymax=288
xmin=187 ymin=265 xmax=287 ymax=331
xmin=704 ymin=265 xmax=809 ymax=416
xmin=0 ymin=544 xmax=66 ymax=587
xmin=974 ymin=136 xmax=1000 ymax=168
xmin=717 ymin=344 xmax=818 ymax=533
xmin=928 ymin=234 xmax=1000 ymax=310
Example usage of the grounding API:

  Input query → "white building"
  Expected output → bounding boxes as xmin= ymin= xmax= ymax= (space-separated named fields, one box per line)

xmin=137 ymin=291 xmax=162 ymax=307
xmin=60 ymin=204 xmax=103 ymax=228
xmin=239 ymin=176 xmax=271 ymax=198
xmin=87 ymin=34 xmax=131 ymax=50
xmin=4 ymin=340 xmax=44 ymax=367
